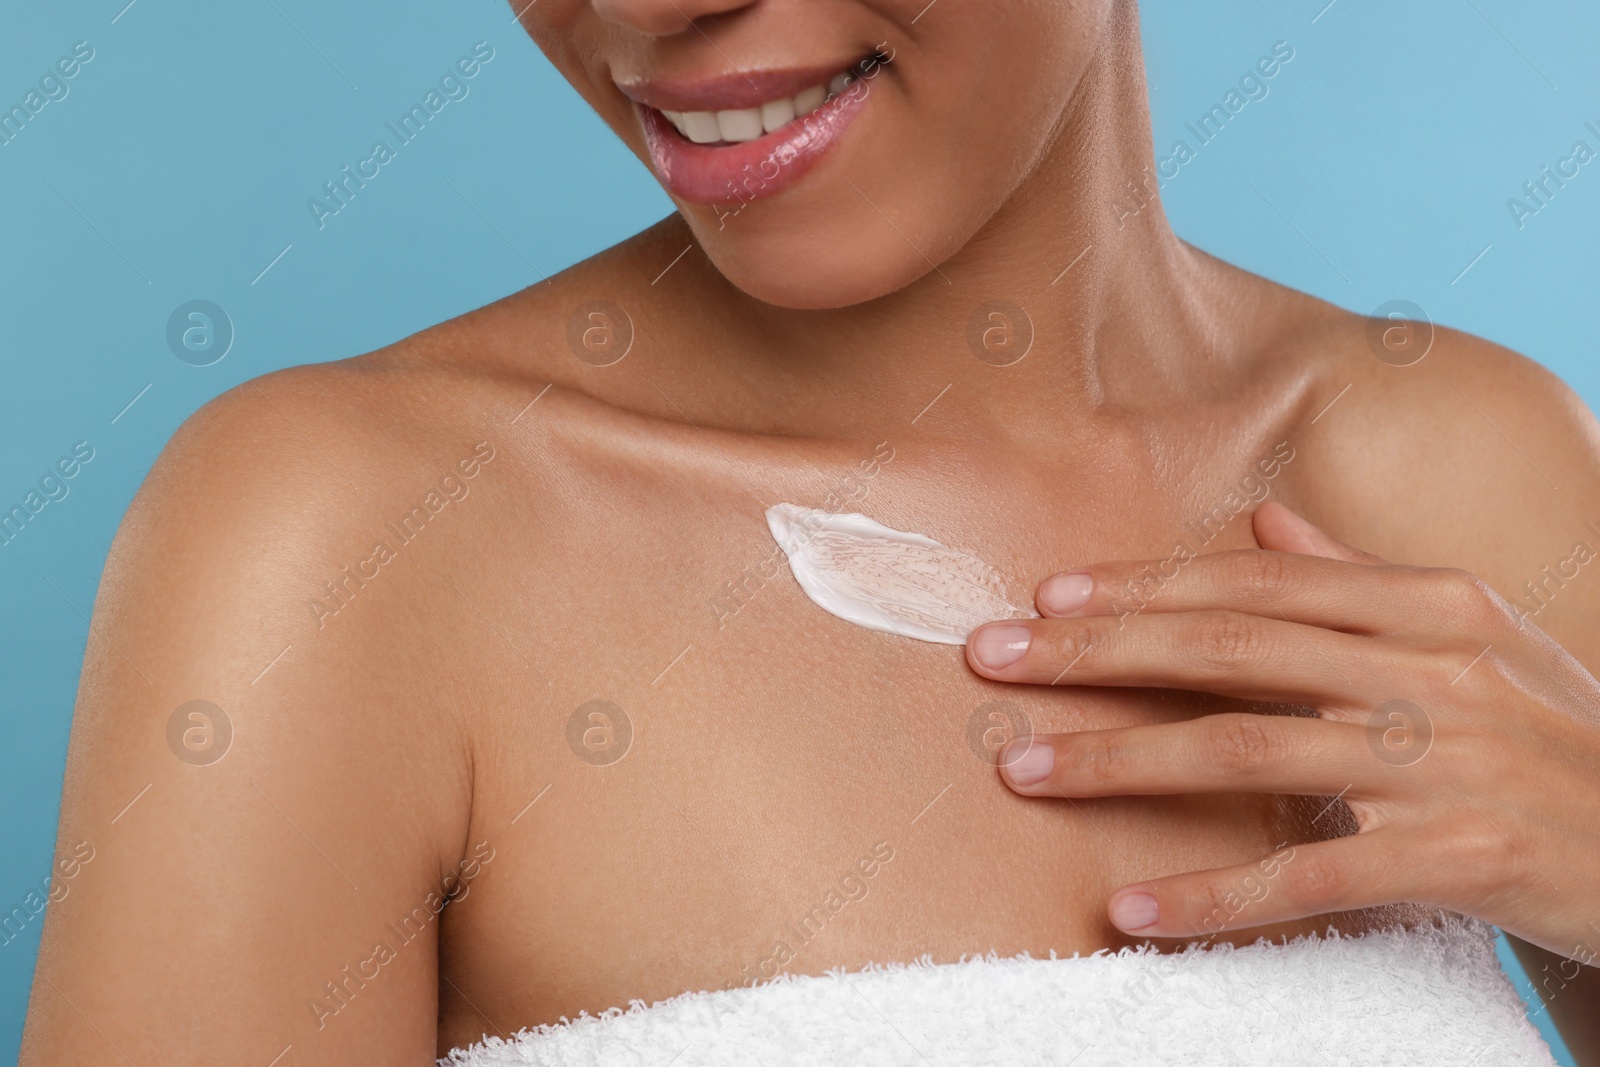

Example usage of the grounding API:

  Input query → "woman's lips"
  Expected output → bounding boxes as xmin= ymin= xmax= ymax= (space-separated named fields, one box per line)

xmin=633 ymin=66 xmax=878 ymax=207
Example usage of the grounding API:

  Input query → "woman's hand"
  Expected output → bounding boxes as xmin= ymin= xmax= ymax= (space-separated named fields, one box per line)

xmin=964 ymin=501 xmax=1600 ymax=965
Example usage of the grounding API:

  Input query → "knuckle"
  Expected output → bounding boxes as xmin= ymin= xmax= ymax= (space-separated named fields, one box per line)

xmin=1052 ymin=620 xmax=1102 ymax=670
xmin=1206 ymin=715 xmax=1279 ymax=776
xmin=1190 ymin=878 xmax=1237 ymax=933
xmin=1431 ymin=568 xmax=1508 ymax=626
xmin=1281 ymin=855 xmax=1346 ymax=908
xmin=1071 ymin=732 xmax=1125 ymax=784
xmin=1192 ymin=611 xmax=1260 ymax=670
xmin=1236 ymin=551 xmax=1294 ymax=601
xmin=1114 ymin=566 xmax=1164 ymax=608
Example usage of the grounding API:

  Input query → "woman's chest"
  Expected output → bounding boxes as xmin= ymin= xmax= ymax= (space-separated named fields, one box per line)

xmin=432 ymin=459 xmax=1391 ymax=1047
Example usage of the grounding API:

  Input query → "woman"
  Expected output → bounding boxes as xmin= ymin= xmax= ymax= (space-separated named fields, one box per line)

xmin=20 ymin=0 xmax=1600 ymax=1063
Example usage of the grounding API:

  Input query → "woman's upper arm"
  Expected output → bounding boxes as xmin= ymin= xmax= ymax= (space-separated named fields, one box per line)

xmin=20 ymin=375 xmax=472 ymax=1065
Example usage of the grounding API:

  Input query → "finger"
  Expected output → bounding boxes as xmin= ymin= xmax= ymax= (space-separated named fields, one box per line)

xmin=1031 ymin=550 xmax=1513 ymax=646
xmin=1105 ymin=833 xmax=1418 ymax=939
xmin=967 ymin=609 xmax=1409 ymax=705
xmin=997 ymin=715 xmax=1381 ymax=798
xmin=1251 ymin=501 xmax=1387 ymax=565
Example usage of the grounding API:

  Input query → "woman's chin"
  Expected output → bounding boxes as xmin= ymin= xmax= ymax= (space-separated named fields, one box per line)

xmin=687 ymin=220 xmax=946 ymax=310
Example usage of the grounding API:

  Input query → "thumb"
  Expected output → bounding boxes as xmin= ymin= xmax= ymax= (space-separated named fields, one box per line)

xmin=1252 ymin=501 xmax=1387 ymax=565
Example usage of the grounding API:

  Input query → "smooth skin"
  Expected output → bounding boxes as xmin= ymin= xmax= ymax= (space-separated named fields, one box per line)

xmin=20 ymin=0 xmax=1600 ymax=1063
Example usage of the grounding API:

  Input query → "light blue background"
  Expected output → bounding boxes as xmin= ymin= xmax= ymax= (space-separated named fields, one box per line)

xmin=1 ymin=0 xmax=1593 ymax=1062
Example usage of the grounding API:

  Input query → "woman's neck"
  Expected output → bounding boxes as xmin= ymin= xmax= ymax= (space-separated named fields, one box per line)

xmin=660 ymin=2 xmax=1233 ymax=445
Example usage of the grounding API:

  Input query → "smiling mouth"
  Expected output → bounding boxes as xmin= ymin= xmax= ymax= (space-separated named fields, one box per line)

xmin=658 ymin=69 xmax=859 ymax=145
xmin=624 ymin=51 xmax=890 ymax=205
xmin=633 ymin=49 xmax=896 ymax=144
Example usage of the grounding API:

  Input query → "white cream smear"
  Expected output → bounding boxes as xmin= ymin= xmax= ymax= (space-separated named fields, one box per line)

xmin=765 ymin=504 xmax=1038 ymax=645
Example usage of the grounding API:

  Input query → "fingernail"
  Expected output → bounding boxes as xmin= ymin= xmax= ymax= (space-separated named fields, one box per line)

xmin=971 ymin=624 xmax=1031 ymax=669
xmin=1000 ymin=739 xmax=1053 ymax=786
xmin=1109 ymin=891 xmax=1159 ymax=931
xmin=1038 ymin=572 xmax=1093 ymax=615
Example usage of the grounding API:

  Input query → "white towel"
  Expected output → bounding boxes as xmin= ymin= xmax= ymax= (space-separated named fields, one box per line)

xmin=439 ymin=914 xmax=1556 ymax=1066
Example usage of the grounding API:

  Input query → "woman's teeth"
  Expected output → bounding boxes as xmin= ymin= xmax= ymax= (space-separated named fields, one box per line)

xmin=661 ymin=72 xmax=855 ymax=145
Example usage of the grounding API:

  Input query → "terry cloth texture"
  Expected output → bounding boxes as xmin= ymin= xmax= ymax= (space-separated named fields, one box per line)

xmin=439 ymin=914 xmax=1556 ymax=1067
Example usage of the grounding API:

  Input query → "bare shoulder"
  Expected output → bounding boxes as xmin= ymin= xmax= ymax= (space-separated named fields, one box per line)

xmin=133 ymin=211 xmax=693 ymax=542
xmin=25 ymin=218 xmax=734 ymax=1058
xmin=1269 ymin=296 xmax=1600 ymax=648
xmin=112 ymin=210 xmax=703 ymax=656
xmin=19 ymin=226 xmax=694 ymax=1061
xmin=21 ymin=212 xmax=680 ymax=1055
